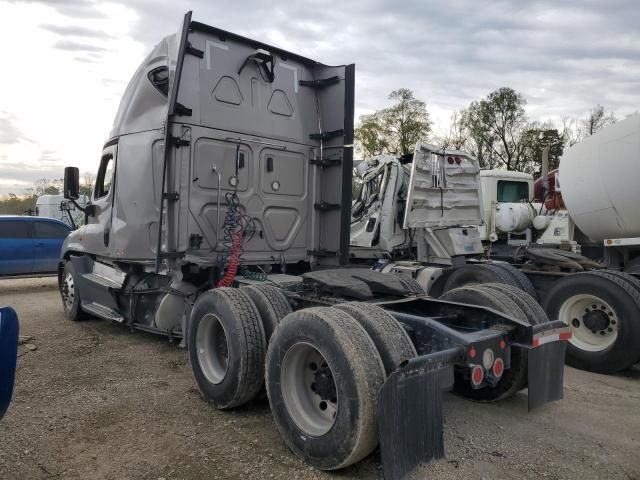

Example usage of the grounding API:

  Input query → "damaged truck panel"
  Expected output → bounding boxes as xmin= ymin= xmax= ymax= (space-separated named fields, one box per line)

xmin=403 ymin=143 xmax=483 ymax=229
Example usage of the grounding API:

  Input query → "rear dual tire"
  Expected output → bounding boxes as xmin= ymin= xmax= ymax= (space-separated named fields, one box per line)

xmin=441 ymin=263 xmax=536 ymax=299
xmin=190 ymin=289 xmax=413 ymax=470
xmin=240 ymin=284 xmax=292 ymax=341
xmin=188 ymin=288 xmax=266 ymax=409
xmin=266 ymin=307 xmax=386 ymax=470
xmin=543 ymin=271 xmax=640 ymax=373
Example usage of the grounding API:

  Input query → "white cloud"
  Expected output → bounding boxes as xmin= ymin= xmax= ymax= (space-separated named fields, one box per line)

xmin=1 ymin=0 xmax=639 ymax=193
xmin=0 ymin=1 xmax=144 ymax=193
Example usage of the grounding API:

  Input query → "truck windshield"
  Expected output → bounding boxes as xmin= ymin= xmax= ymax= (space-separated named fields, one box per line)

xmin=497 ymin=180 xmax=529 ymax=202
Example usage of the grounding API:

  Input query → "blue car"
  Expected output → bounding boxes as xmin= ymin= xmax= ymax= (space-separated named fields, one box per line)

xmin=0 ymin=216 xmax=72 ymax=276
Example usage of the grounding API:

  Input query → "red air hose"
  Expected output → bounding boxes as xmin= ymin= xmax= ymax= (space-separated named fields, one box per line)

xmin=217 ymin=231 xmax=242 ymax=287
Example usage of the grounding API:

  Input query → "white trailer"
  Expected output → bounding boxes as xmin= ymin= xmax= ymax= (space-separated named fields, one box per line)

xmin=36 ymin=194 xmax=87 ymax=228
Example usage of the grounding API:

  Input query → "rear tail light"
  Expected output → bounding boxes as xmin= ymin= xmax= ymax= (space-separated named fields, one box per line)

xmin=454 ymin=157 xmax=462 ymax=165
xmin=447 ymin=156 xmax=454 ymax=164
xmin=492 ymin=357 xmax=504 ymax=378
xmin=471 ymin=365 xmax=484 ymax=387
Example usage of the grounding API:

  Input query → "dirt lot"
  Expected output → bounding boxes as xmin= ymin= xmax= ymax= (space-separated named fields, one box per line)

xmin=1 ymin=277 xmax=639 ymax=480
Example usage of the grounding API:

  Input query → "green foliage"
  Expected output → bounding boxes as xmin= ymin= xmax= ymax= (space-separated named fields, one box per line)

xmin=355 ymin=88 xmax=431 ymax=158
xmin=0 ymin=193 xmax=37 ymax=215
xmin=383 ymin=89 xmax=431 ymax=156
xmin=520 ymin=127 xmax=565 ymax=173
xmin=355 ymin=113 xmax=389 ymax=158
xmin=461 ymin=87 xmax=530 ymax=170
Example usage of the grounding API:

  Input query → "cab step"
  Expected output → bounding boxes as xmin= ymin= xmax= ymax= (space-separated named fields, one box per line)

xmin=82 ymin=272 xmax=123 ymax=290
xmin=82 ymin=302 xmax=124 ymax=323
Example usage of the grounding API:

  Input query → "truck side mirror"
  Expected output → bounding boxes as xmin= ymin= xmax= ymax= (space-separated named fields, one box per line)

xmin=64 ymin=167 xmax=80 ymax=200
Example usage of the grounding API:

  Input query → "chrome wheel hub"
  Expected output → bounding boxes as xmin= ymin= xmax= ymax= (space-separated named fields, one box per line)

xmin=62 ymin=272 xmax=75 ymax=311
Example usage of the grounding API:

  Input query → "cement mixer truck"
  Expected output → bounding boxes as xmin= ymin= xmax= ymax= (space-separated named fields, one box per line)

xmin=482 ymin=115 xmax=640 ymax=273
xmin=351 ymin=116 xmax=640 ymax=374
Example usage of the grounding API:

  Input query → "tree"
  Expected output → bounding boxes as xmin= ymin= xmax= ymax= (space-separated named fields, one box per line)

xmin=33 ymin=178 xmax=60 ymax=196
xmin=355 ymin=88 xmax=431 ymax=158
xmin=521 ymin=126 xmax=564 ymax=173
xmin=80 ymin=172 xmax=96 ymax=197
xmin=560 ymin=116 xmax=583 ymax=148
xmin=461 ymin=87 xmax=530 ymax=171
xmin=0 ymin=193 xmax=38 ymax=215
xmin=355 ymin=113 xmax=389 ymax=158
xmin=382 ymin=89 xmax=431 ymax=156
xmin=582 ymin=104 xmax=616 ymax=136
xmin=433 ymin=110 xmax=469 ymax=151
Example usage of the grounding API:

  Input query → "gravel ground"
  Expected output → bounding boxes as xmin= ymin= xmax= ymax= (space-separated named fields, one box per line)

xmin=1 ymin=277 xmax=639 ymax=480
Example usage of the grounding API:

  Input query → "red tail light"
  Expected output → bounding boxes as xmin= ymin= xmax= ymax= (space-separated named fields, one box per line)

xmin=471 ymin=365 xmax=484 ymax=386
xmin=447 ymin=156 xmax=454 ymax=164
xmin=492 ymin=357 xmax=504 ymax=378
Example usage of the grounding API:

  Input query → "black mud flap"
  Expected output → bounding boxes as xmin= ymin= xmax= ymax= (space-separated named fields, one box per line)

xmin=377 ymin=348 xmax=462 ymax=480
xmin=527 ymin=340 xmax=566 ymax=411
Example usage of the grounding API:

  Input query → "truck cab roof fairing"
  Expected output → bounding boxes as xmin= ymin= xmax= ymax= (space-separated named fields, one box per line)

xmin=109 ymin=38 xmax=172 ymax=139
xmin=109 ymin=15 xmax=339 ymax=143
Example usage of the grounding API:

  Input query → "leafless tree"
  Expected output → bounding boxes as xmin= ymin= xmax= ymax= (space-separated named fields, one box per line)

xmin=582 ymin=104 xmax=616 ymax=136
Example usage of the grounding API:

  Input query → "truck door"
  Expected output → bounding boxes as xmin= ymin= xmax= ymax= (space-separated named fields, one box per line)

xmin=83 ymin=145 xmax=117 ymax=256
xmin=351 ymin=161 xmax=390 ymax=248
xmin=0 ymin=220 xmax=34 ymax=275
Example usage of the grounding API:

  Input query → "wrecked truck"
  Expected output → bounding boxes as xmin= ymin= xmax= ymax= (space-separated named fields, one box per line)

xmin=351 ymin=139 xmax=640 ymax=375
xmin=58 ymin=12 xmax=569 ymax=479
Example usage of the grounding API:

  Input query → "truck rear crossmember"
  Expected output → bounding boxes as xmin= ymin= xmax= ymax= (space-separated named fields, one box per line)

xmin=377 ymin=303 xmax=569 ymax=479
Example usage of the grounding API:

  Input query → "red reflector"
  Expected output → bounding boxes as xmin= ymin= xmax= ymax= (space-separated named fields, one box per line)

xmin=447 ymin=156 xmax=454 ymax=164
xmin=499 ymin=339 xmax=506 ymax=349
xmin=559 ymin=331 xmax=572 ymax=341
xmin=469 ymin=346 xmax=477 ymax=359
xmin=471 ymin=365 xmax=484 ymax=386
xmin=493 ymin=357 xmax=504 ymax=378
xmin=532 ymin=338 xmax=540 ymax=348
xmin=455 ymin=157 xmax=461 ymax=164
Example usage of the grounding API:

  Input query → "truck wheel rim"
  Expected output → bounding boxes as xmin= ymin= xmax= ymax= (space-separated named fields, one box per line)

xmin=62 ymin=272 xmax=75 ymax=311
xmin=558 ymin=294 xmax=618 ymax=352
xmin=196 ymin=314 xmax=229 ymax=385
xmin=281 ymin=342 xmax=338 ymax=437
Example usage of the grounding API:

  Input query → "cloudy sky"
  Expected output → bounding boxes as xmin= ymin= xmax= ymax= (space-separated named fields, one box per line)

xmin=0 ymin=0 xmax=639 ymax=195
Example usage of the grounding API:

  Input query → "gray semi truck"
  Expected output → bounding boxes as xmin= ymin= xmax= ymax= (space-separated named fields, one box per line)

xmin=58 ymin=12 xmax=569 ymax=479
